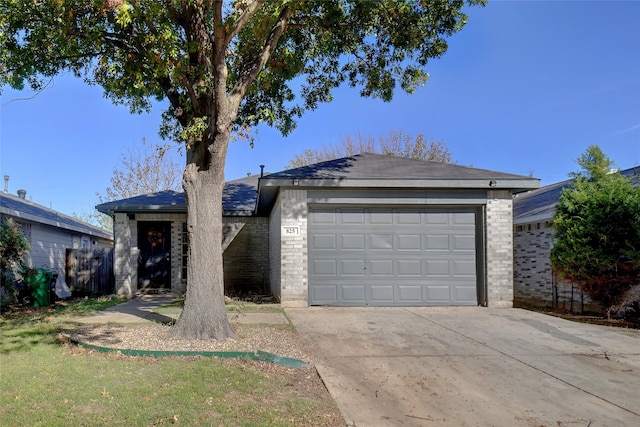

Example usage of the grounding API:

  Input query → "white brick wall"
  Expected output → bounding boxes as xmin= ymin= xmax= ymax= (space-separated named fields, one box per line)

xmin=113 ymin=213 xmax=133 ymax=297
xmin=270 ymin=189 xmax=308 ymax=307
xmin=486 ymin=190 xmax=514 ymax=307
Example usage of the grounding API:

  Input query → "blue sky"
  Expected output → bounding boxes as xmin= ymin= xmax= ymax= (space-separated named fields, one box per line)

xmin=1 ymin=1 xmax=639 ymax=217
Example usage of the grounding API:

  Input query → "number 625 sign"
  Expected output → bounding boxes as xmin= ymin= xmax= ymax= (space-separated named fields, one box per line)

xmin=282 ymin=226 xmax=300 ymax=236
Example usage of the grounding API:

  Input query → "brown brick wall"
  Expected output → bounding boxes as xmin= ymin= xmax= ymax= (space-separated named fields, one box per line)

xmin=222 ymin=217 xmax=269 ymax=296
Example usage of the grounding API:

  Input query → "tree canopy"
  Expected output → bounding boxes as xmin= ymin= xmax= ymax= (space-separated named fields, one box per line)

xmin=286 ymin=129 xmax=453 ymax=169
xmin=1 ymin=0 xmax=486 ymax=339
xmin=550 ymin=146 xmax=640 ymax=318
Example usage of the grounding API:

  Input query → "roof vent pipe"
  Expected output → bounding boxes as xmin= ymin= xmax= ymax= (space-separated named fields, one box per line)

xmin=260 ymin=165 xmax=265 ymax=178
xmin=17 ymin=189 xmax=26 ymax=199
xmin=3 ymin=175 xmax=8 ymax=192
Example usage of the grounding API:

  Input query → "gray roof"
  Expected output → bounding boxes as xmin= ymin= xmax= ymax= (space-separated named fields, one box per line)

xmin=513 ymin=167 xmax=638 ymax=224
xmin=98 ymin=153 xmax=541 ymax=217
xmin=96 ymin=174 xmax=260 ymax=216
xmin=257 ymin=153 xmax=540 ymax=214
xmin=265 ymin=152 xmax=537 ymax=184
xmin=0 ymin=191 xmax=112 ymax=240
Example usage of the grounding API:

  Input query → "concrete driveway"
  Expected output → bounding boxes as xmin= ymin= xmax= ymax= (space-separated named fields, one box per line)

xmin=286 ymin=307 xmax=640 ymax=427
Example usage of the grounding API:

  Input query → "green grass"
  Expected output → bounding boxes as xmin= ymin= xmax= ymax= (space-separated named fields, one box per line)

xmin=0 ymin=298 xmax=342 ymax=426
xmin=153 ymin=298 xmax=286 ymax=316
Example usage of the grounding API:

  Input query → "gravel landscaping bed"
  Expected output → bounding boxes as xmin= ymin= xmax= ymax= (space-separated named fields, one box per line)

xmin=69 ymin=322 xmax=316 ymax=362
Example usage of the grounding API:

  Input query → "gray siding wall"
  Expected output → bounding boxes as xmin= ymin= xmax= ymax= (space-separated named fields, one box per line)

xmin=6 ymin=217 xmax=111 ymax=280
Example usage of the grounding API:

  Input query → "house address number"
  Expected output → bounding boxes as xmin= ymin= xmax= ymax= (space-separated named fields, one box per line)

xmin=282 ymin=226 xmax=300 ymax=236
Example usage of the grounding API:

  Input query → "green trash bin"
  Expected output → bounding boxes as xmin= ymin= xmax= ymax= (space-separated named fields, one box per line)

xmin=28 ymin=269 xmax=52 ymax=307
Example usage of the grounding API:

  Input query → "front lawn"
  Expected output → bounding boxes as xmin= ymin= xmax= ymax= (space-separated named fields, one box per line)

xmin=0 ymin=298 xmax=343 ymax=426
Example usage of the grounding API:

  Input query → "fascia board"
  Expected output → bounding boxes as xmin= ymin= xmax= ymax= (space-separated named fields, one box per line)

xmin=259 ymin=178 xmax=540 ymax=190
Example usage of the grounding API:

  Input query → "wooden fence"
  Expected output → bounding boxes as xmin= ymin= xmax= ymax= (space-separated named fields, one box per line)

xmin=65 ymin=248 xmax=114 ymax=296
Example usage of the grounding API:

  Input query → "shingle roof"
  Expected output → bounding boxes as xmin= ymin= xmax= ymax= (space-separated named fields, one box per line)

xmin=0 ymin=191 xmax=112 ymax=239
xmin=513 ymin=167 xmax=639 ymax=224
xmin=98 ymin=153 xmax=543 ymax=217
xmin=265 ymin=152 xmax=536 ymax=182
xmin=96 ymin=174 xmax=260 ymax=216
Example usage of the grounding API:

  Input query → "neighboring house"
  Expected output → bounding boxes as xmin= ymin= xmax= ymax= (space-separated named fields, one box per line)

xmin=97 ymin=153 xmax=539 ymax=307
xmin=0 ymin=189 xmax=113 ymax=292
xmin=513 ymin=167 xmax=638 ymax=312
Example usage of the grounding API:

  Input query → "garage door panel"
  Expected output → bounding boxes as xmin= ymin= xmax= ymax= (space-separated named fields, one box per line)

xmin=312 ymin=259 xmax=337 ymax=276
xmin=341 ymin=259 xmax=366 ymax=276
xmin=425 ymin=259 xmax=450 ymax=276
xmin=398 ymin=259 xmax=422 ymax=276
xmin=369 ymin=259 xmax=394 ymax=276
xmin=309 ymin=207 xmax=478 ymax=306
xmin=311 ymin=211 xmax=337 ymax=225
xmin=342 ymin=234 xmax=365 ymax=250
xmin=341 ymin=209 xmax=365 ymax=224
xmin=312 ymin=234 xmax=337 ymax=250
xmin=453 ymin=212 xmax=475 ymax=225
xmin=311 ymin=285 xmax=338 ymax=303
xmin=397 ymin=234 xmax=422 ymax=250
xmin=370 ymin=285 xmax=395 ymax=302
xmin=397 ymin=285 xmax=423 ymax=302
xmin=369 ymin=211 xmax=393 ymax=224
xmin=397 ymin=211 xmax=422 ymax=224
xmin=425 ymin=235 xmax=450 ymax=250
xmin=342 ymin=285 xmax=366 ymax=301
xmin=424 ymin=211 xmax=449 ymax=224
xmin=453 ymin=234 xmax=475 ymax=251
xmin=370 ymin=234 xmax=393 ymax=250
xmin=425 ymin=285 xmax=452 ymax=303
xmin=454 ymin=284 xmax=478 ymax=303
xmin=453 ymin=260 xmax=476 ymax=277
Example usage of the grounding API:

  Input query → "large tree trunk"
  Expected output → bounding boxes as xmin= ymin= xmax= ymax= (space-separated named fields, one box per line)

xmin=171 ymin=130 xmax=235 ymax=340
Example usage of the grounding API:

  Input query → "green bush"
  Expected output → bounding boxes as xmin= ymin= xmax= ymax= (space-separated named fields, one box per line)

xmin=0 ymin=218 xmax=31 ymax=306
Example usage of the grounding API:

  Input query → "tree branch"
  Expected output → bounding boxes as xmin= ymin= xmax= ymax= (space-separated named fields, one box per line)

xmin=225 ymin=0 xmax=266 ymax=47
xmin=229 ymin=4 xmax=293 ymax=104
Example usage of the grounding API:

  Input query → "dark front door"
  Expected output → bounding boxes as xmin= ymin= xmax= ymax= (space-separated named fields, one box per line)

xmin=138 ymin=221 xmax=171 ymax=289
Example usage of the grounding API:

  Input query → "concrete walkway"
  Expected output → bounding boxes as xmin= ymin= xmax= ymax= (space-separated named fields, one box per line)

xmin=286 ymin=306 xmax=640 ymax=427
xmin=73 ymin=294 xmax=289 ymax=325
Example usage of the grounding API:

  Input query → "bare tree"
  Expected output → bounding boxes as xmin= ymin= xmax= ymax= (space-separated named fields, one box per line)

xmin=74 ymin=138 xmax=182 ymax=231
xmin=287 ymin=130 xmax=453 ymax=169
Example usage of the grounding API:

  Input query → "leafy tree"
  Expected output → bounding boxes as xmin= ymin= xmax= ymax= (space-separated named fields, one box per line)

xmin=550 ymin=146 xmax=640 ymax=318
xmin=1 ymin=0 xmax=485 ymax=339
xmin=286 ymin=129 xmax=453 ymax=168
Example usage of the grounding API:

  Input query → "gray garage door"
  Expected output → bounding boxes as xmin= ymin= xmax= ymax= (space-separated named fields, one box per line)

xmin=308 ymin=207 xmax=478 ymax=306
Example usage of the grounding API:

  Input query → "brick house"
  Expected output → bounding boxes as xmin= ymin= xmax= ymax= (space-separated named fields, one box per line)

xmin=512 ymin=167 xmax=637 ymax=311
xmin=98 ymin=153 xmax=539 ymax=307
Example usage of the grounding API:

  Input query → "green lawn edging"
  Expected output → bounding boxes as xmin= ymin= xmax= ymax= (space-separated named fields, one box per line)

xmin=73 ymin=340 xmax=310 ymax=369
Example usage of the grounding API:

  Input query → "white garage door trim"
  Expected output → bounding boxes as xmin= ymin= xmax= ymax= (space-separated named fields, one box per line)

xmin=308 ymin=206 xmax=481 ymax=306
